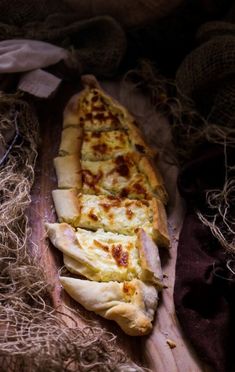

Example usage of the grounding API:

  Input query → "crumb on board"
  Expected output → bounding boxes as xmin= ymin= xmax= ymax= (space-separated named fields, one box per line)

xmin=166 ymin=339 xmax=177 ymax=349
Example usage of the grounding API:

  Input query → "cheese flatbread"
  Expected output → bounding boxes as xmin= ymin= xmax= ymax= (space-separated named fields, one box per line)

xmin=47 ymin=74 xmax=171 ymax=336
xmin=46 ymin=223 xmax=163 ymax=286
xmin=63 ymin=75 xmax=154 ymax=157
xmin=81 ymin=130 xmax=130 ymax=161
xmin=82 ymin=153 xmax=167 ymax=202
xmin=60 ymin=276 xmax=158 ymax=336
xmin=78 ymin=89 xmax=122 ymax=132
xmin=52 ymin=190 xmax=170 ymax=247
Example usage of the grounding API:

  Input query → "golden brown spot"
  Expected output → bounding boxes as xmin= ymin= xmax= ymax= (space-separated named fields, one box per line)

xmin=108 ymin=212 xmax=114 ymax=222
xmin=116 ymin=164 xmax=129 ymax=177
xmin=133 ymin=182 xmax=146 ymax=196
xmin=107 ymin=195 xmax=117 ymax=200
xmin=82 ymin=168 xmax=103 ymax=185
xmin=116 ymin=132 xmax=125 ymax=142
xmin=92 ymin=143 xmax=108 ymax=154
xmin=124 ymin=200 xmax=135 ymax=208
xmin=88 ymin=211 xmax=98 ymax=221
xmin=123 ymin=282 xmax=135 ymax=296
xmin=115 ymin=155 xmax=133 ymax=166
xmin=111 ymin=244 xmax=129 ymax=267
xmin=115 ymin=155 xmax=125 ymax=165
xmin=124 ymin=199 xmax=149 ymax=209
xmin=91 ymin=95 xmax=99 ymax=103
xmin=126 ymin=242 xmax=133 ymax=250
xmin=94 ymin=113 xmax=105 ymax=121
xmin=107 ymin=112 xmax=119 ymax=124
xmin=114 ymin=155 xmax=132 ymax=177
xmin=93 ymin=105 xmax=104 ymax=112
xmin=85 ymin=113 xmax=92 ymax=120
xmin=93 ymin=239 xmax=109 ymax=252
xmin=141 ymin=200 xmax=150 ymax=207
xmin=126 ymin=208 xmax=134 ymax=220
xmin=105 ymin=196 xmax=122 ymax=207
xmin=91 ymin=131 xmax=102 ymax=138
xmin=82 ymin=169 xmax=95 ymax=186
xmin=120 ymin=188 xmax=129 ymax=198
xmin=100 ymin=203 xmax=112 ymax=212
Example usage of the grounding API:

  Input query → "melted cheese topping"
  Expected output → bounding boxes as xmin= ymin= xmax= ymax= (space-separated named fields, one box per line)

xmin=65 ymin=228 xmax=142 ymax=282
xmin=81 ymin=130 xmax=131 ymax=161
xmin=78 ymin=194 xmax=154 ymax=237
xmin=79 ymin=89 xmax=125 ymax=131
xmin=81 ymin=155 xmax=153 ymax=199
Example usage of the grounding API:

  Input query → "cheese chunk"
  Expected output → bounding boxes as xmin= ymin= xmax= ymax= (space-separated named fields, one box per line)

xmin=64 ymin=232 xmax=141 ymax=282
xmin=63 ymin=84 xmax=155 ymax=157
xmin=46 ymin=223 xmax=163 ymax=286
xmin=81 ymin=130 xmax=131 ymax=161
xmin=79 ymin=88 xmax=124 ymax=131
xmin=81 ymin=154 xmax=154 ymax=199
xmin=78 ymin=194 xmax=154 ymax=237
xmin=52 ymin=190 xmax=170 ymax=246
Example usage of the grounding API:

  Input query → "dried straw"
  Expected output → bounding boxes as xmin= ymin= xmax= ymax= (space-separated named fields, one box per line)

xmin=197 ymin=142 xmax=235 ymax=254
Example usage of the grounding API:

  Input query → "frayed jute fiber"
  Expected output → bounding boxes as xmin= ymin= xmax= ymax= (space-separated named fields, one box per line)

xmin=0 ymin=93 xmax=143 ymax=372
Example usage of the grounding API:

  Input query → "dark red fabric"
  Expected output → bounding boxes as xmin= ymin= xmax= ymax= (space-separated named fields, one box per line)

xmin=174 ymin=144 xmax=235 ymax=372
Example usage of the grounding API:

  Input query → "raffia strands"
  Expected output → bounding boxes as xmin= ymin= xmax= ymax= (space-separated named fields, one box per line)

xmin=197 ymin=146 xmax=235 ymax=255
xmin=0 ymin=94 xmax=144 ymax=372
xmin=123 ymin=60 xmax=235 ymax=162
xmin=173 ymin=20 xmax=235 ymax=256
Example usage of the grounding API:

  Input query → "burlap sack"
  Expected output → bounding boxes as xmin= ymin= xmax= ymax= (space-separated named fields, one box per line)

xmin=176 ymin=21 xmax=235 ymax=127
xmin=0 ymin=0 xmax=184 ymax=33
xmin=0 ymin=0 xmax=68 ymax=24
xmin=0 ymin=13 xmax=126 ymax=78
xmin=64 ymin=0 xmax=184 ymax=28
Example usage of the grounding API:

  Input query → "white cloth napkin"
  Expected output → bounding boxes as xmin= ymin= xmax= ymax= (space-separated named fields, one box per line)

xmin=0 ymin=39 xmax=70 ymax=97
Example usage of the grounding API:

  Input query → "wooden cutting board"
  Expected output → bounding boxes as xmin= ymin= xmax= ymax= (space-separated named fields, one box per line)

xmin=29 ymin=80 xmax=210 ymax=371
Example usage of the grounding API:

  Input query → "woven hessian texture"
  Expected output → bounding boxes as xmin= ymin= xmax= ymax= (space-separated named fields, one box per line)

xmin=176 ymin=20 xmax=235 ymax=126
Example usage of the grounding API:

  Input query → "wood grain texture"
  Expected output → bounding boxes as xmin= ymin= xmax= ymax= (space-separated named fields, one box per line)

xmin=29 ymin=79 xmax=210 ymax=371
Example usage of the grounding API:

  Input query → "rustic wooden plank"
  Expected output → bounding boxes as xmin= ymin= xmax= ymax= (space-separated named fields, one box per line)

xmin=103 ymin=81 xmax=210 ymax=372
xmin=142 ymin=178 xmax=207 ymax=372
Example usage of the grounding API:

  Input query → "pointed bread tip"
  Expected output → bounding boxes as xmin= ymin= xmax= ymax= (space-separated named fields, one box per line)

xmin=81 ymin=75 xmax=100 ymax=89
